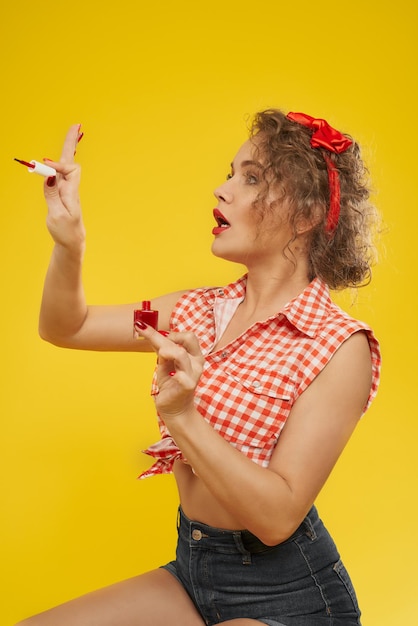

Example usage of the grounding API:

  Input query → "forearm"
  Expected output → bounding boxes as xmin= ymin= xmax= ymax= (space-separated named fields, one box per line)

xmin=39 ymin=243 xmax=88 ymax=345
xmin=166 ymin=408 xmax=302 ymax=545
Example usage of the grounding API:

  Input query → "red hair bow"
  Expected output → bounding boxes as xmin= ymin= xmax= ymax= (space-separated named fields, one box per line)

xmin=286 ymin=111 xmax=353 ymax=235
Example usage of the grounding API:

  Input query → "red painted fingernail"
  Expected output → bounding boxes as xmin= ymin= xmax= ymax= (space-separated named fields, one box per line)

xmin=134 ymin=320 xmax=147 ymax=330
xmin=46 ymin=176 xmax=56 ymax=187
xmin=74 ymin=128 xmax=84 ymax=155
xmin=158 ymin=330 xmax=170 ymax=337
xmin=169 ymin=371 xmax=176 ymax=376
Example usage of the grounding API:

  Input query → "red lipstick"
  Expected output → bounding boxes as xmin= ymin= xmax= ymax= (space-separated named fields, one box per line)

xmin=212 ymin=208 xmax=231 ymax=235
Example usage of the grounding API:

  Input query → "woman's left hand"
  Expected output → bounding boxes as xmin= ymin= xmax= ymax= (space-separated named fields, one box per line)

xmin=135 ymin=324 xmax=205 ymax=419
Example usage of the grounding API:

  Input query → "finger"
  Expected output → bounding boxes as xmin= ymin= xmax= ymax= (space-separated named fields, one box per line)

xmin=156 ymin=352 xmax=198 ymax=394
xmin=159 ymin=340 xmax=205 ymax=387
xmin=159 ymin=342 xmax=190 ymax=371
xmin=60 ymin=124 xmax=82 ymax=163
xmin=43 ymin=159 xmax=81 ymax=178
xmin=134 ymin=324 xmax=195 ymax=376
xmin=134 ymin=322 xmax=168 ymax=350
xmin=43 ymin=162 xmax=81 ymax=205
xmin=134 ymin=325 xmax=202 ymax=361
xmin=43 ymin=165 xmax=82 ymax=220
xmin=163 ymin=331 xmax=202 ymax=357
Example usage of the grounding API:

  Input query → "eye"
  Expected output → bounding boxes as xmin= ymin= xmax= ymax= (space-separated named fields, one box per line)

xmin=245 ymin=172 xmax=259 ymax=185
xmin=226 ymin=172 xmax=233 ymax=180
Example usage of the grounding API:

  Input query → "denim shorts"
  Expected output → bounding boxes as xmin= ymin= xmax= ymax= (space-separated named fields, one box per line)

xmin=161 ymin=506 xmax=361 ymax=626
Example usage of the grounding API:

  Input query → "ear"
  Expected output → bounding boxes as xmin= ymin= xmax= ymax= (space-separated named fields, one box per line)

xmin=295 ymin=205 xmax=323 ymax=236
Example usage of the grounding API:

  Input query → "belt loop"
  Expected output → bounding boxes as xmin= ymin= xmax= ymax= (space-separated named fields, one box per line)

xmin=303 ymin=510 xmax=317 ymax=541
xmin=233 ymin=532 xmax=252 ymax=565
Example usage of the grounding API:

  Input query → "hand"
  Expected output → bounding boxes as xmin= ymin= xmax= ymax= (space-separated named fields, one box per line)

xmin=135 ymin=324 xmax=205 ymax=419
xmin=43 ymin=124 xmax=85 ymax=251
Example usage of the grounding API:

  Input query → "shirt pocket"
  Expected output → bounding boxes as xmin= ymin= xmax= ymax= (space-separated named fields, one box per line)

xmin=227 ymin=363 xmax=294 ymax=400
xmin=222 ymin=363 xmax=295 ymax=450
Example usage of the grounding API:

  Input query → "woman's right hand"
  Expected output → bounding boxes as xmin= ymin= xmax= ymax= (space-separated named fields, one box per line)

xmin=43 ymin=124 xmax=85 ymax=252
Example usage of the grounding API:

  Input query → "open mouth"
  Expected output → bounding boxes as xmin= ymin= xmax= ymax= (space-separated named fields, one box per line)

xmin=213 ymin=209 xmax=230 ymax=228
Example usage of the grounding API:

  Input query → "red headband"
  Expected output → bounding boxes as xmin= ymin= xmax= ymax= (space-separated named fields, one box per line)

xmin=286 ymin=111 xmax=353 ymax=235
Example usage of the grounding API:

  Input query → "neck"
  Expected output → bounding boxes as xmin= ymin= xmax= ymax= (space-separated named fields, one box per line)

xmin=241 ymin=258 xmax=311 ymax=317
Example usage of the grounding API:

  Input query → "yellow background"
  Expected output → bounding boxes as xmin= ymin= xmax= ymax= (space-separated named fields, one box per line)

xmin=1 ymin=1 xmax=416 ymax=623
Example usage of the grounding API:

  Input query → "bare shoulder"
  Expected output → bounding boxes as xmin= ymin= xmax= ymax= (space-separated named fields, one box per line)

xmin=318 ymin=330 xmax=373 ymax=402
xmin=290 ymin=329 xmax=373 ymax=436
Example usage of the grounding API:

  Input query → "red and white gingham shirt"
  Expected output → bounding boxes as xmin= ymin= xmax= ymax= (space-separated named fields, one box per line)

xmin=139 ymin=275 xmax=381 ymax=479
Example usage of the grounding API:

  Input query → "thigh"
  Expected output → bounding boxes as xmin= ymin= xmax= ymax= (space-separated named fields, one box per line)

xmin=16 ymin=569 xmax=206 ymax=626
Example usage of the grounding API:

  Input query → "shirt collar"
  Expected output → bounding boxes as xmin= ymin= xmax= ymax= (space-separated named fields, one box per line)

xmin=281 ymin=277 xmax=332 ymax=338
xmin=205 ymin=275 xmax=332 ymax=339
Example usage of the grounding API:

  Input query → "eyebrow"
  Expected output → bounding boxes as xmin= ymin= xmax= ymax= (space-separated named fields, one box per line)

xmin=231 ymin=159 xmax=264 ymax=170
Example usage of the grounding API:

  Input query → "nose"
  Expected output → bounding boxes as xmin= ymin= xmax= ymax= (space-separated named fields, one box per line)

xmin=214 ymin=179 xmax=233 ymax=203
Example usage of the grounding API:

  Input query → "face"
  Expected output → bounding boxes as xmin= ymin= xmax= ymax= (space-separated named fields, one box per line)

xmin=211 ymin=139 xmax=292 ymax=267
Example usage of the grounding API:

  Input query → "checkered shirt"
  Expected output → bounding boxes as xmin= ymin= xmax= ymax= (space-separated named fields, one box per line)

xmin=139 ymin=275 xmax=381 ymax=479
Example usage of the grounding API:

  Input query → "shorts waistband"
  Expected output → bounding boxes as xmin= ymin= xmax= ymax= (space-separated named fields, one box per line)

xmin=177 ymin=505 xmax=319 ymax=553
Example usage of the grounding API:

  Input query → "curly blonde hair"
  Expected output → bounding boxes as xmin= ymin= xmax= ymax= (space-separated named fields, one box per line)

xmin=250 ymin=109 xmax=379 ymax=290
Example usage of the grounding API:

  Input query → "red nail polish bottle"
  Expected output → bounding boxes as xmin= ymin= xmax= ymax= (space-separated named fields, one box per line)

xmin=133 ymin=300 xmax=158 ymax=338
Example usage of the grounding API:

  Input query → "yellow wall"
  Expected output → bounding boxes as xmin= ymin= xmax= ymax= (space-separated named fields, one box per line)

xmin=1 ymin=1 xmax=416 ymax=623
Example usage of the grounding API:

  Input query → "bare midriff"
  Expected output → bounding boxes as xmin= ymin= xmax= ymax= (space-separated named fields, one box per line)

xmin=173 ymin=460 xmax=245 ymax=530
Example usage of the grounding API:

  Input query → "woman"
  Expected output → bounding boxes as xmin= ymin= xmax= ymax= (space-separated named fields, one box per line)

xmin=17 ymin=109 xmax=381 ymax=626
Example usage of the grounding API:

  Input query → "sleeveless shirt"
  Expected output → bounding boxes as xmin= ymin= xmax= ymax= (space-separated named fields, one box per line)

xmin=139 ymin=275 xmax=381 ymax=479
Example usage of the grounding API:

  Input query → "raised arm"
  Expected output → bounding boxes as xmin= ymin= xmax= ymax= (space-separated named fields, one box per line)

xmin=39 ymin=125 xmax=186 ymax=352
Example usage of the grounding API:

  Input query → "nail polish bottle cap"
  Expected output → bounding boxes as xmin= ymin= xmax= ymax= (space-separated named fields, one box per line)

xmin=142 ymin=300 xmax=151 ymax=311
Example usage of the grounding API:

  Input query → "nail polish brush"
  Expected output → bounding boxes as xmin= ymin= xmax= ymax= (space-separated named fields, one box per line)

xmin=14 ymin=158 xmax=56 ymax=177
xmin=14 ymin=129 xmax=84 ymax=177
